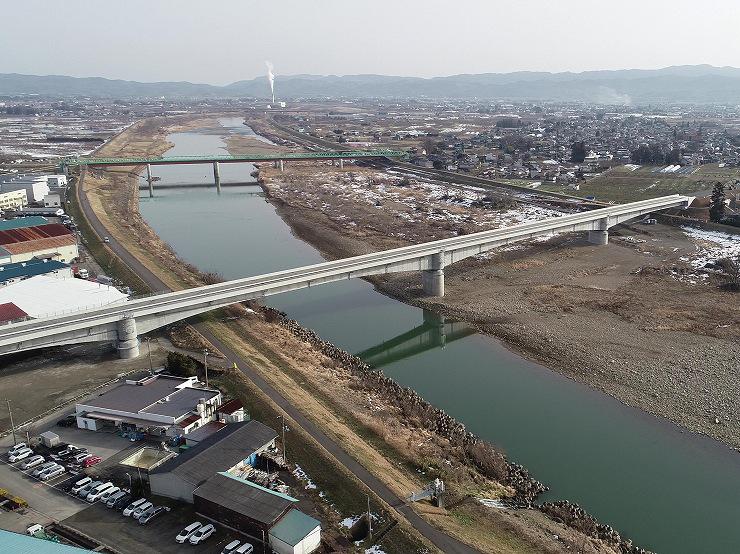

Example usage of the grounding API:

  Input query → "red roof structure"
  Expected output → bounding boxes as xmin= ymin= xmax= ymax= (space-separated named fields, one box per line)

xmin=0 ymin=302 xmax=28 ymax=324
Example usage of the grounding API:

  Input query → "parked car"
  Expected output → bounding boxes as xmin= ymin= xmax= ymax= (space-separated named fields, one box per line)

xmin=176 ymin=522 xmax=202 ymax=543
xmin=32 ymin=462 xmax=58 ymax=478
xmin=40 ymin=465 xmax=65 ymax=481
xmin=139 ymin=505 xmax=170 ymax=525
xmin=77 ymin=480 xmax=102 ymax=498
xmin=104 ymin=490 xmax=126 ymax=508
xmin=123 ymin=498 xmax=148 ymax=517
xmin=20 ymin=455 xmax=45 ymax=470
xmin=56 ymin=415 xmax=76 ymax=428
xmin=98 ymin=486 xmax=120 ymax=503
xmin=83 ymin=455 xmax=102 ymax=468
xmin=111 ymin=493 xmax=133 ymax=511
xmin=8 ymin=443 xmax=28 ymax=456
xmin=189 ymin=523 xmax=215 ymax=545
xmin=86 ymin=482 xmax=114 ymax=502
xmin=71 ymin=477 xmax=93 ymax=495
xmin=234 ymin=543 xmax=254 ymax=554
xmin=103 ymin=236 xmax=110 ymax=243
xmin=71 ymin=451 xmax=92 ymax=464
xmin=221 ymin=540 xmax=242 ymax=554
xmin=55 ymin=445 xmax=78 ymax=458
xmin=131 ymin=501 xmax=153 ymax=519
xmin=9 ymin=448 xmax=34 ymax=463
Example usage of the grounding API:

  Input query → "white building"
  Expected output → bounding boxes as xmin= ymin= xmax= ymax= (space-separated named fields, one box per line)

xmin=43 ymin=193 xmax=62 ymax=208
xmin=0 ymin=176 xmax=50 ymax=203
xmin=75 ymin=374 xmax=222 ymax=438
xmin=46 ymin=175 xmax=68 ymax=189
xmin=0 ymin=190 xmax=28 ymax=211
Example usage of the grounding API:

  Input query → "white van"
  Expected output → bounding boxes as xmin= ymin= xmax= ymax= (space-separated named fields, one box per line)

xmin=77 ymin=480 xmax=102 ymax=498
xmin=175 ymin=522 xmax=202 ymax=543
xmin=9 ymin=447 xmax=33 ymax=463
xmin=98 ymin=486 xmax=120 ymax=503
xmin=21 ymin=455 xmax=45 ymax=470
xmin=235 ymin=543 xmax=254 ymax=554
xmin=71 ymin=477 xmax=92 ymax=495
xmin=8 ymin=442 xmax=27 ymax=456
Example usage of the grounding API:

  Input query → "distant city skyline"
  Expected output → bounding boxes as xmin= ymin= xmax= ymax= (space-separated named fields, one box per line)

xmin=2 ymin=0 xmax=739 ymax=85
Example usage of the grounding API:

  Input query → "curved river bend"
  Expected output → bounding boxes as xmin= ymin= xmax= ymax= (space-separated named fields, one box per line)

xmin=139 ymin=118 xmax=740 ymax=553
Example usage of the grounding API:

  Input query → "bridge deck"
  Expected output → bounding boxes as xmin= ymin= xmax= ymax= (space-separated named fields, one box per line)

xmin=62 ymin=149 xmax=406 ymax=167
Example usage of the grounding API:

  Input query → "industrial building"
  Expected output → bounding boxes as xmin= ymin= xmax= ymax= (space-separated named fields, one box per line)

xmin=0 ymin=174 xmax=50 ymax=203
xmin=0 ymin=274 xmax=127 ymax=322
xmin=193 ymin=472 xmax=321 ymax=554
xmin=0 ymin=529 xmax=96 ymax=553
xmin=0 ymin=221 xmax=78 ymax=263
xmin=0 ymin=258 xmax=72 ymax=287
xmin=149 ymin=419 xmax=277 ymax=502
xmin=75 ymin=373 xmax=221 ymax=438
xmin=0 ymin=189 xmax=28 ymax=211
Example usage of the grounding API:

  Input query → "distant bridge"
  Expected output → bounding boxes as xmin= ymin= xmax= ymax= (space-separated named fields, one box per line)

xmin=60 ymin=149 xmax=407 ymax=196
xmin=0 ymin=195 xmax=692 ymax=359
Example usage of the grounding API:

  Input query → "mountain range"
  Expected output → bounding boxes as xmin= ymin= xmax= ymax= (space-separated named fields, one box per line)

xmin=2 ymin=65 xmax=740 ymax=104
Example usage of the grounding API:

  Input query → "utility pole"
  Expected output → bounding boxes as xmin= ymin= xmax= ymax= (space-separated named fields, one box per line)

xmin=367 ymin=494 xmax=372 ymax=539
xmin=5 ymin=400 xmax=16 ymax=446
xmin=203 ymin=349 xmax=209 ymax=388
xmin=146 ymin=337 xmax=153 ymax=372
xmin=277 ymin=414 xmax=287 ymax=464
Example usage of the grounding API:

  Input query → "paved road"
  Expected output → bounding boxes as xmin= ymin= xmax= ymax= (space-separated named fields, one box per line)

xmin=75 ymin=172 xmax=479 ymax=553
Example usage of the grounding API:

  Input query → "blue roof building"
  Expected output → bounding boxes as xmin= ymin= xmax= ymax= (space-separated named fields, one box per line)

xmin=0 ymin=258 xmax=71 ymax=285
xmin=0 ymin=529 xmax=96 ymax=554
xmin=0 ymin=216 xmax=49 ymax=231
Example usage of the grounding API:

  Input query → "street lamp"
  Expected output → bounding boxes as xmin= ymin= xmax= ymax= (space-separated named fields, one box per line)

xmin=203 ymin=349 xmax=209 ymax=388
xmin=146 ymin=337 xmax=153 ymax=372
xmin=5 ymin=399 xmax=16 ymax=446
xmin=125 ymin=472 xmax=132 ymax=492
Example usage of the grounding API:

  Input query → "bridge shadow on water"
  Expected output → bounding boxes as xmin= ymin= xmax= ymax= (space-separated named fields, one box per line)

xmin=355 ymin=309 xmax=475 ymax=368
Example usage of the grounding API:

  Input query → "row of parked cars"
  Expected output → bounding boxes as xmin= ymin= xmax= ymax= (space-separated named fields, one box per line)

xmin=6 ymin=442 xmax=103 ymax=483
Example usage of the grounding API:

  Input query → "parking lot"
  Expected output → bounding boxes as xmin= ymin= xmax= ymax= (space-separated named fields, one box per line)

xmin=1 ymin=426 xmax=267 ymax=553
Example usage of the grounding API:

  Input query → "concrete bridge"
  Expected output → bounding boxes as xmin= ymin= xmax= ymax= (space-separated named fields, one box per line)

xmin=0 ymin=195 xmax=692 ymax=358
xmin=356 ymin=310 xmax=475 ymax=367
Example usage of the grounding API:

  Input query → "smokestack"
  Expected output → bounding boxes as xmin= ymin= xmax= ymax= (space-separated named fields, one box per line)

xmin=265 ymin=61 xmax=275 ymax=104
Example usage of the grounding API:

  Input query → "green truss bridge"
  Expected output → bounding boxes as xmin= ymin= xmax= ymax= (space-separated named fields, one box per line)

xmin=60 ymin=149 xmax=407 ymax=170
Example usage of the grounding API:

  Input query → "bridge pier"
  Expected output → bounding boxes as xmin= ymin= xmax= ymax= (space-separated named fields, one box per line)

xmin=213 ymin=161 xmax=221 ymax=193
xmin=422 ymin=252 xmax=445 ymax=297
xmin=146 ymin=164 xmax=153 ymax=198
xmin=279 ymin=159 xmax=284 ymax=172
xmin=339 ymin=158 xmax=344 ymax=169
xmin=116 ymin=316 xmax=140 ymax=359
xmin=587 ymin=230 xmax=609 ymax=245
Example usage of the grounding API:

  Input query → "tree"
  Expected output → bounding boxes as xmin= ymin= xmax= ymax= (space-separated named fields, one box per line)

xmin=717 ymin=255 xmax=740 ymax=290
xmin=421 ymin=136 xmax=438 ymax=156
xmin=166 ymin=351 xmax=197 ymax=377
xmin=571 ymin=141 xmax=587 ymax=163
xmin=709 ymin=182 xmax=726 ymax=222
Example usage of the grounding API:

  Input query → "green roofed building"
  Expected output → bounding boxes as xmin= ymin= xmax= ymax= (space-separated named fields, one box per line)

xmin=0 ymin=529 xmax=96 ymax=554
xmin=269 ymin=508 xmax=322 ymax=554
xmin=0 ymin=216 xmax=49 ymax=231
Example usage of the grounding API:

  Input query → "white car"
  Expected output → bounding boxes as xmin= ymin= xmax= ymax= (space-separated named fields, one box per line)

xmin=40 ymin=465 xmax=65 ymax=480
xmin=234 ymin=543 xmax=254 ymax=554
xmin=188 ymin=523 xmax=215 ymax=545
xmin=21 ymin=455 xmax=45 ymax=470
xmin=221 ymin=540 xmax=242 ymax=554
xmin=123 ymin=498 xmax=148 ymax=517
xmin=98 ymin=486 xmax=120 ymax=503
xmin=130 ymin=501 xmax=153 ymax=519
xmin=70 ymin=477 xmax=93 ymax=495
xmin=8 ymin=442 xmax=27 ymax=456
xmin=175 ymin=521 xmax=202 ymax=543
xmin=86 ymin=482 xmax=114 ymax=502
xmin=32 ymin=462 xmax=58 ymax=478
xmin=8 ymin=447 xmax=34 ymax=463
xmin=77 ymin=480 xmax=102 ymax=498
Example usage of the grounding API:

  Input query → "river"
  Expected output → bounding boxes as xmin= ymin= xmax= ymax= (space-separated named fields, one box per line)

xmin=139 ymin=117 xmax=740 ymax=553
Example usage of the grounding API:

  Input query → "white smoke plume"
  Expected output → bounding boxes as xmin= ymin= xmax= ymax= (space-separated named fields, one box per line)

xmin=265 ymin=61 xmax=275 ymax=104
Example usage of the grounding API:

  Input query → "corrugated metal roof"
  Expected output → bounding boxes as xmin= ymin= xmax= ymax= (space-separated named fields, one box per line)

xmin=0 ymin=302 xmax=28 ymax=323
xmin=269 ymin=508 xmax=321 ymax=547
xmin=0 ymin=217 xmax=49 ymax=231
xmin=152 ymin=420 xmax=277 ymax=487
xmin=2 ymin=234 xmax=76 ymax=255
xmin=0 ymin=223 xmax=72 ymax=246
xmin=0 ymin=529 xmax=96 ymax=553
xmin=0 ymin=259 xmax=69 ymax=282
xmin=193 ymin=472 xmax=295 ymax=526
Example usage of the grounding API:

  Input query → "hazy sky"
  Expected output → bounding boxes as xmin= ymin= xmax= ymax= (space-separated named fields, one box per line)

xmin=3 ymin=0 xmax=739 ymax=84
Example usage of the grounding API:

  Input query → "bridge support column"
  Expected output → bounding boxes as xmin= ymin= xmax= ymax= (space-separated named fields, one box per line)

xmin=279 ymin=159 xmax=284 ymax=172
xmin=339 ymin=158 xmax=344 ymax=169
xmin=116 ymin=316 xmax=140 ymax=359
xmin=423 ymin=309 xmax=446 ymax=347
xmin=213 ymin=161 xmax=221 ymax=193
xmin=587 ymin=230 xmax=609 ymax=245
xmin=422 ymin=252 xmax=445 ymax=297
xmin=146 ymin=164 xmax=153 ymax=198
